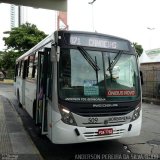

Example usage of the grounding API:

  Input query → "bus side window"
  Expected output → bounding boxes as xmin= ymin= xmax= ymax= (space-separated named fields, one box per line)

xmin=26 ymin=56 xmax=34 ymax=79
xmin=20 ymin=61 xmax=24 ymax=78
xmin=32 ymin=65 xmax=37 ymax=79
xmin=29 ymin=56 xmax=34 ymax=79
xmin=26 ymin=57 xmax=29 ymax=78
xmin=15 ymin=63 xmax=18 ymax=76
xmin=22 ymin=60 xmax=28 ymax=79
xmin=60 ymin=53 xmax=71 ymax=88
xmin=18 ymin=61 xmax=22 ymax=76
xmin=32 ymin=53 xmax=38 ymax=79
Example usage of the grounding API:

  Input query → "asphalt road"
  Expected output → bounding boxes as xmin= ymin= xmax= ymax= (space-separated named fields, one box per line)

xmin=0 ymin=83 xmax=160 ymax=160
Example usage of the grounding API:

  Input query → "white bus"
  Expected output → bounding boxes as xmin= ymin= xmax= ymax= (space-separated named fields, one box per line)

xmin=15 ymin=30 xmax=142 ymax=144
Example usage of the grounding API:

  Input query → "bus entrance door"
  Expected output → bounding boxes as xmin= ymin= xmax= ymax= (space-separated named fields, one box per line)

xmin=36 ymin=50 xmax=49 ymax=135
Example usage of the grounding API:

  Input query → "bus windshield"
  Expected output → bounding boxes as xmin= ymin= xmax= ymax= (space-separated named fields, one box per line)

xmin=58 ymin=48 xmax=139 ymax=102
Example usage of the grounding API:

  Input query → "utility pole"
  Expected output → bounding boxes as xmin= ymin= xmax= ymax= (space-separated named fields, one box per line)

xmin=88 ymin=0 xmax=96 ymax=32
xmin=57 ymin=11 xmax=68 ymax=30
xmin=18 ymin=6 xmax=21 ymax=27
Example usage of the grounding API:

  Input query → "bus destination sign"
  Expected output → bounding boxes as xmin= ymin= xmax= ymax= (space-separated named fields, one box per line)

xmin=68 ymin=34 xmax=129 ymax=51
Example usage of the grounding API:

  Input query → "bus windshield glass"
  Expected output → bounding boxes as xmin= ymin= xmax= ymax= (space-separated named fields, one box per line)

xmin=58 ymin=48 xmax=139 ymax=102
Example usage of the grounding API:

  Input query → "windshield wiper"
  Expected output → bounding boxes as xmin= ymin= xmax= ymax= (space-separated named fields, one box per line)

xmin=77 ymin=46 xmax=100 ymax=71
xmin=107 ymin=50 xmax=123 ymax=71
xmin=77 ymin=46 xmax=100 ymax=84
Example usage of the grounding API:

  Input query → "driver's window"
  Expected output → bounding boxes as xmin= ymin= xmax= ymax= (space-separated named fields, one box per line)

xmin=59 ymin=52 xmax=71 ymax=88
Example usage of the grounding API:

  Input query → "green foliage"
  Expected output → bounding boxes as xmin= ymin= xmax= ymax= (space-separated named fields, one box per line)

xmin=5 ymin=69 xmax=15 ymax=79
xmin=3 ymin=22 xmax=47 ymax=52
xmin=1 ymin=51 xmax=21 ymax=70
xmin=0 ymin=51 xmax=22 ymax=79
xmin=1 ymin=23 xmax=47 ymax=79
xmin=0 ymin=51 xmax=5 ymax=69
xmin=0 ymin=51 xmax=4 ymax=59
xmin=133 ymin=42 xmax=143 ymax=57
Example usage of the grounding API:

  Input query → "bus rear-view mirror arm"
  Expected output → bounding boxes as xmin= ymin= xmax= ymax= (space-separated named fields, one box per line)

xmin=51 ymin=44 xmax=60 ymax=62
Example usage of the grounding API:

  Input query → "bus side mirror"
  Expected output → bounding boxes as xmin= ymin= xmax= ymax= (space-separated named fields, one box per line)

xmin=140 ymin=71 xmax=144 ymax=85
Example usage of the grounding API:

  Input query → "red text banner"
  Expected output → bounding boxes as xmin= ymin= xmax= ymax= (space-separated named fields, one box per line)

xmin=107 ymin=90 xmax=136 ymax=96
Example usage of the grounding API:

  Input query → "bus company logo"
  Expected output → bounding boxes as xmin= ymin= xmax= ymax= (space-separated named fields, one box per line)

xmin=107 ymin=90 xmax=136 ymax=96
xmin=108 ymin=116 xmax=132 ymax=122
xmin=104 ymin=120 xmax=108 ymax=125
xmin=93 ymin=104 xmax=118 ymax=108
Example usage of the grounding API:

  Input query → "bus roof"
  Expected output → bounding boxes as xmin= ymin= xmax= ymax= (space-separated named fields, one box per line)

xmin=57 ymin=30 xmax=130 ymax=42
xmin=16 ymin=33 xmax=54 ymax=62
xmin=16 ymin=30 xmax=132 ymax=62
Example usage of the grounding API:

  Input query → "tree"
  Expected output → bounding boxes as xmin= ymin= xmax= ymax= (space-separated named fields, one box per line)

xmin=133 ymin=42 xmax=143 ymax=57
xmin=0 ymin=51 xmax=22 ymax=78
xmin=3 ymin=22 xmax=47 ymax=52
xmin=1 ymin=23 xmax=47 ymax=79
xmin=0 ymin=51 xmax=4 ymax=73
xmin=1 ymin=51 xmax=21 ymax=70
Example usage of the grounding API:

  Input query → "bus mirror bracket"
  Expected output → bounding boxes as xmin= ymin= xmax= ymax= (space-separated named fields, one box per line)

xmin=51 ymin=44 xmax=60 ymax=62
xmin=56 ymin=46 xmax=60 ymax=62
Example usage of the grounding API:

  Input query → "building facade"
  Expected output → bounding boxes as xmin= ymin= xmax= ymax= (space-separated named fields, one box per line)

xmin=140 ymin=49 xmax=160 ymax=103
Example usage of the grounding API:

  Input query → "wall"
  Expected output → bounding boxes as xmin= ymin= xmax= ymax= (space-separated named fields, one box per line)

xmin=141 ymin=62 xmax=160 ymax=99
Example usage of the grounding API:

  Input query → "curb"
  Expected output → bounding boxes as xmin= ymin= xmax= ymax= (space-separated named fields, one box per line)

xmin=0 ymin=96 xmax=43 ymax=160
xmin=142 ymin=97 xmax=160 ymax=105
xmin=0 ymin=79 xmax=14 ymax=84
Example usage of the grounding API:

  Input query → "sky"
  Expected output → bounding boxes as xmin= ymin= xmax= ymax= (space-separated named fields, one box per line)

xmin=68 ymin=0 xmax=160 ymax=50
xmin=0 ymin=3 xmax=56 ymax=50
xmin=1 ymin=0 xmax=160 ymax=51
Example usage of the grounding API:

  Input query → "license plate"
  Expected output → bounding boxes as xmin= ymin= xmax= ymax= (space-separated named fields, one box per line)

xmin=98 ymin=128 xmax=113 ymax=135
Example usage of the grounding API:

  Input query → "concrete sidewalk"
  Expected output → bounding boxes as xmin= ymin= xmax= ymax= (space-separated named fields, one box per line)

xmin=0 ymin=95 xmax=43 ymax=160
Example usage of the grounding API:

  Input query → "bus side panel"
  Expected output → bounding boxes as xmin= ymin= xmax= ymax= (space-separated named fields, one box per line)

xmin=15 ymin=76 xmax=20 ymax=98
xmin=21 ymin=80 xmax=26 ymax=105
xmin=51 ymin=110 xmax=61 ymax=142
xmin=46 ymin=102 xmax=52 ymax=140
xmin=24 ymin=80 xmax=36 ymax=118
xmin=13 ymin=82 xmax=16 ymax=95
xmin=46 ymin=102 xmax=61 ymax=142
xmin=16 ymin=76 xmax=25 ymax=105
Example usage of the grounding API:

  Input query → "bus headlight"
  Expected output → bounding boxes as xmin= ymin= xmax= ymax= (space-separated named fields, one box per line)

xmin=59 ymin=104 xmax=77 ymax=126
xmin=131 ymin=103 xmax=141 ymax=122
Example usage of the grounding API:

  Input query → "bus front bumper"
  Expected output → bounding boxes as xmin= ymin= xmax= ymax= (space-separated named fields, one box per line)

xmin=51 ymin=116 xmax=142 ymax=144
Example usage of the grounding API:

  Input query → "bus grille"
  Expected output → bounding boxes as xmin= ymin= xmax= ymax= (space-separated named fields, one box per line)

xmin=83 ymin=129 xmax=125 ymax=140
xmin=76 ymin=106 xmax=135 ymax=117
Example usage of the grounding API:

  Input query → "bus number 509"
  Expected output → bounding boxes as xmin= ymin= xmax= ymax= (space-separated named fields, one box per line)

xmin=88 ymin=117 xmax=98 ymax=124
